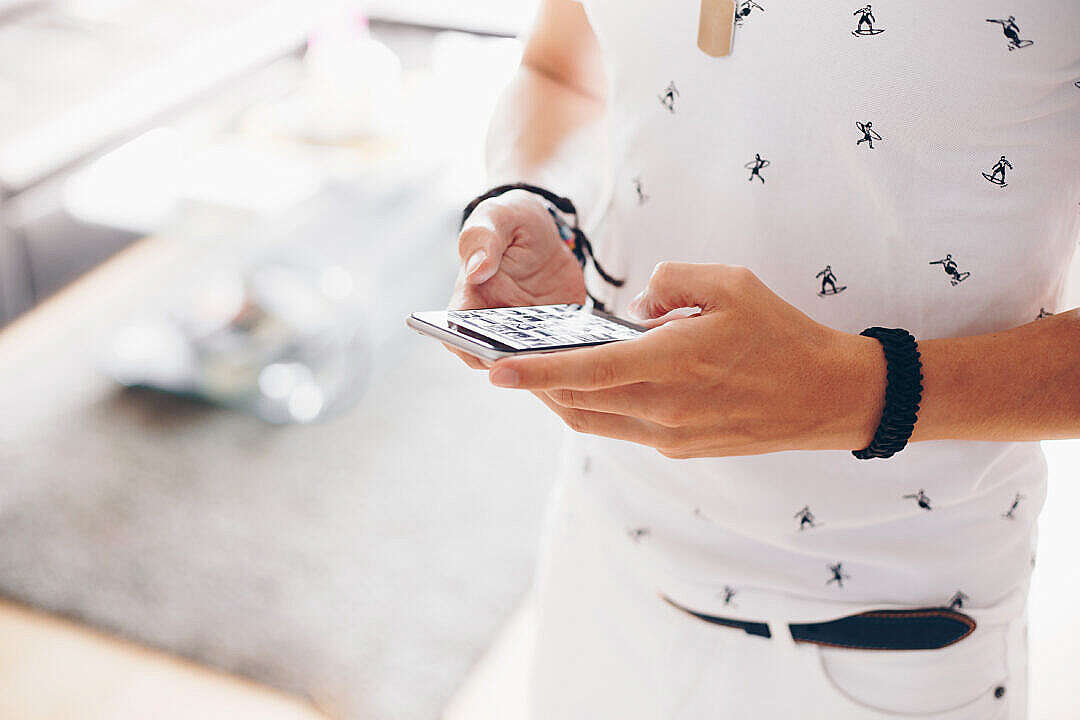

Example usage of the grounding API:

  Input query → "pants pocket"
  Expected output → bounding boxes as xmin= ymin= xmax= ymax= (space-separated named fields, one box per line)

xmin=817 ymin=622 xmax=1010 ymax=718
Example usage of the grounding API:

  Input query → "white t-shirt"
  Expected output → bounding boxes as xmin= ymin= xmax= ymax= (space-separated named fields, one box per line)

xmin=563 ymin=0 xmax=1080 ymax=619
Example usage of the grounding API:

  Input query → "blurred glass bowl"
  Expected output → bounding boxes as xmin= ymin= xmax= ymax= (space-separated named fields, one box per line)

xmin=105 ymin=255 xmax=368 ymax=424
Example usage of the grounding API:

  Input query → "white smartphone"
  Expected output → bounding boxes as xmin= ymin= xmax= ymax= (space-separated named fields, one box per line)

xmin=407 ymin=303 xmax=648 ymax=361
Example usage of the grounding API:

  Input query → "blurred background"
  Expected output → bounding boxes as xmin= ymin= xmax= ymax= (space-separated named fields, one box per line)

xmin=0 ymin=1 xmax=1076 ymax=718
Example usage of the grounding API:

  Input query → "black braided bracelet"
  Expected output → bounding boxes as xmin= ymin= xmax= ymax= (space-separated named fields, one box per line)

xmin=852 ymin=327 xmax=923 ymax=460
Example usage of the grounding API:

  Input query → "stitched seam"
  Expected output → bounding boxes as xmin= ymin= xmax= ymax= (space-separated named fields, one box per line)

xmin=829 ymin=616 xmax=976 ymax=630
xmin=857 ymin=609 xmax=972 ymax=621
xmin=806 ymin=610 xmax=976 ymax=631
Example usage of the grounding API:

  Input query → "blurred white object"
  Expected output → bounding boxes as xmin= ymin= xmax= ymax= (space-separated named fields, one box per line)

xmin=366 ymin=0 xmax=538 ymax=37
xmin=182 ymin=140 xmax=325 ymax=214
xmin=422 ymin=31 xmax=522 ymax=202
xmin=306 ymin=14 xmax=403 ymax=139
xmin=108 ymin=323 xmax=195 ymax=392
xmin=65 ymin=133 xmax=325 ymax=232
xmin=0 ymin=0 xmax=324 ymax=192
xmin=259 ymin=12 xmax=403 ymax=143
xmin=63 ymin=127 xmax=187 ymax=234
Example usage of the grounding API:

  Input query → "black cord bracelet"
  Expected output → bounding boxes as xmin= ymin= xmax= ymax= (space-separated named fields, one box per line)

xmin=461 ymin=183 xmax=574 ymax=229
xmin=852 ymin=327 xmax=923 ymax=460
xmin=460 ymin=183 xmax=624 ymax=310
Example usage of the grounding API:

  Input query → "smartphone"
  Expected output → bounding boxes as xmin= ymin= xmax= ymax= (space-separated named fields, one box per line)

xmin=407 ymin=303 xmax=648 ymax=361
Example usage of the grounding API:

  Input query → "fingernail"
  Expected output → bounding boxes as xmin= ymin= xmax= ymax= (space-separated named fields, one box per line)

xmin=627 ymin=290 xmax=647 ymax=319
xmin=490 ymin=367 xmax=519 ymax=387
xmin=465 ymin=249 xmax=487 ymax=278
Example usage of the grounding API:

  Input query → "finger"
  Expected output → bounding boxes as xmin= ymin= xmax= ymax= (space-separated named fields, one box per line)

xmin=626 ymin=262 xmax=755 ymax=320
xmin=488 ymin=336 xmax=661 ymax=390
xmin=444 ymin=287 xmax=490 ymax=369
xmin=457 ymin=202 xmax=517 ymax=285
xmin=456 ymin=226 xmax=502 ymax=285
xmin=531 ymin=389 xmax=669 ymax=447
xmin=545 ymin=382 xmax=686 ymax=426
xmin=440 ymin=341 xmax=488 ymax=369
xmin=634 ymin=306 xmax=703 ymax=330
xmin=447 ymin=283 xmax=489 ymax=312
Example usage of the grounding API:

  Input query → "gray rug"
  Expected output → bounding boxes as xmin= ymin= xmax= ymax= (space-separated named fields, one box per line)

xmin=0 ymin=180 xmax=564 ymax=718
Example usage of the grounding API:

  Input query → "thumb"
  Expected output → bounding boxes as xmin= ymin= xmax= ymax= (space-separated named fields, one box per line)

xmin=458 ymin=226 xmax=506 ymax=286
xmin=626 ymin=262 xmax=731 ymax=320
xmin=458 ymin=204 xmax=515 ymax=285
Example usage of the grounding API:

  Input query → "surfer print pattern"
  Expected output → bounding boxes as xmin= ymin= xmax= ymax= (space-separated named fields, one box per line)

xmin=521 ymin=3 xmax=1080 ymax=716
xmin=550 ymin=0 xmax=1080 ymax=622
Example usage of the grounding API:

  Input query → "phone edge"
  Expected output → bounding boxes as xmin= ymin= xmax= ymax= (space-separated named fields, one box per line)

xmin=405 ymin=315 xmax=513 ymax=361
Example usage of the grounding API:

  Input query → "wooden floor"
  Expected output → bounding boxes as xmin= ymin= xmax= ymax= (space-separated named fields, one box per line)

xmin=0 ymin=600 xmax=324 ymax=720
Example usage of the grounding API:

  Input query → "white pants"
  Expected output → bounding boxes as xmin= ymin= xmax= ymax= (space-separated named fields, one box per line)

xmin=527 ymin=476 xmax=1029 ymax=719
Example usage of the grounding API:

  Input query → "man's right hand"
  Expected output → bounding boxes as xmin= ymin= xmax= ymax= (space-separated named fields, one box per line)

xmin=446 ymin=189 xmax=588 ymax=369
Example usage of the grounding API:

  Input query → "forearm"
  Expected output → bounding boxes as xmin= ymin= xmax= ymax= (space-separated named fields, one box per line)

xmin=483 ymin=0 xmax=607 ymax=208
xmin=913 ymin=309 xmax=1080 ymax=442
xmin=838 ymin=309 xmax=1080 ymax=447
xmin=484 ymin=65 xmax=606 ymax=207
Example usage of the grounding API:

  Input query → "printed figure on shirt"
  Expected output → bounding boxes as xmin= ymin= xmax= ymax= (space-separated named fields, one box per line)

xmin=852 ymin=5 xmax=884 ymax=36
xmin=627 ymin=527 xmax=650 ymax=542
xmin=659 ymin=81 xmax=679 ymax=113
xmin=929 ymin=254 xmax=971 ymax=286
xmin=827 ymin=562 xmax=851 ymax=587
xmin=1037 ymin=307 xmax=1054 ymax=320
xmin=721 ymin=586 xmax=738 ymax=606
xmin=1002 ymin=493 xmax=1025 ymax=520
xmin=632 ymin=176 xmax=649 ymax=205
xmin=735 ymin=1 xmax=764 ymax=26
xmin=856 ymin=120 xmax=882 ymax=149
xmin=904 ymin=489 xmax=933 ymax=511
xmin=816 ymin=265 xmax=847 ymax=296
xmin=794 ymin=505 xmax=820 ymax=530
xmin=949 ymin=590 xmax=970 ymax=610
xmin=745 ymin=153 xmax=770 ymax=183
xmin=986 ymin=16 xmax=1033 ymax=51
xmin=983 ymin=155 xmax=1013 ymax=187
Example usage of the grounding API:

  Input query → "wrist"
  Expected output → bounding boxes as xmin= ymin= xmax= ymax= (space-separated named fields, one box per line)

xmin=906 ymin=337 xmax=959 ymax=443
xmin=819 ymin=331 xmax=887 ymax=451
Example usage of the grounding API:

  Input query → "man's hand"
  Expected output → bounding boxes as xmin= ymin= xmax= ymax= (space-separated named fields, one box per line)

xmin=484 ymin=262 xmax=886 ymax=458
xmin=445 ymin=189 xmax=587 ymax=369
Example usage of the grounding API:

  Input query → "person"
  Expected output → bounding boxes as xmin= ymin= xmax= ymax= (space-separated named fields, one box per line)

xmin=986 ymin=154 xmax=1014 ymax=185
xmin=856 ymin=120 xmax=881 ymax=149
xmin=987 ymin=16 xmax=1033 ymax=50
xmin=903 ymin=488 xmax=933 ymax=510
xmin=744 ymin=152 xmax=769 ymax=183
xmin=793 ymin=505 xmax=818 ymax=530
xmin=445 ymin=1 xmax=1080 ymax=717
xmin=735 ymin=1 xmax=764 ymax=26
xmin=852 ymin=5 xmax=877 ymax=34
xmin=816 ymin=264 xmax=841 ymax=295
xmin=929 ymin=253 xmax=972 ymax=285
xmin=658 ymin=80 xmax=678 ymax=113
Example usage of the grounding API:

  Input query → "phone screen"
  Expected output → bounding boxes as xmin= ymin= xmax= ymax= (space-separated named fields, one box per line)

xmin=446 ymin=304 xmax=644 ymax=351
